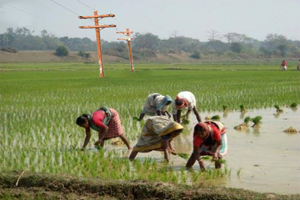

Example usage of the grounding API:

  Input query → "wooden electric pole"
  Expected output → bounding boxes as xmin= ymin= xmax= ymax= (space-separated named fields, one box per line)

xmin=79 ymin=11 xmax=116 ymax=77
xmin=117 ymin=28 xmax=134 ymax=72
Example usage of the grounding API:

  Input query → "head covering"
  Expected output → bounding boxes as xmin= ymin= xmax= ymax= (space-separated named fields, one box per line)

xmin=156 ymin=95 xmax=173 ymax=110
xmin=163 ymin=95 xmax=172 ymax=104
xmin=175 ymin=96 xmax=188 ymax=109
xmin=195 ymin=122 xmax=210 ymax=135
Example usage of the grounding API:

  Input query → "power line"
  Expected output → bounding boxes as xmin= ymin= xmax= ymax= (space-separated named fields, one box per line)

xmin=5 ymin=4 xmax=44 ymax=19
xmin=76 ymin=0 xmax=96 ymax=11
xmin=29 ymin=0 xmax=48 ymax=8
xmin=50 ymin=0 xmax=80 ymax=16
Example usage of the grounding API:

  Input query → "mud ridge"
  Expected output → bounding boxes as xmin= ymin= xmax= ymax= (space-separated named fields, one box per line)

xmin=0 ymin=172 xmax=299 ymax=200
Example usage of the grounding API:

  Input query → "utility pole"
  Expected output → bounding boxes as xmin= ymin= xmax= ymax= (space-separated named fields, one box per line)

xmin=117 ymin=28 xmax=134 ymax=72
xmin=79 ymin=11 xmax=116 ymax=77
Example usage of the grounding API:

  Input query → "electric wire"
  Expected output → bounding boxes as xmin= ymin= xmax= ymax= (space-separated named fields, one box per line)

xmin=76 ymin=0 xmax=96 ymax=11
xmin=29 ymin=0 xmax=48 ymax=8
xmin=5 ymin=4 xmax=45 ymax=19
xmin=50 ymin=0 xmax=80 ymax=16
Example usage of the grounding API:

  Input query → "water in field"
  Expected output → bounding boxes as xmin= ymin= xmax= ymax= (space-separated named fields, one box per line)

xmin=127 ymin=107 xmax=300 ymax=194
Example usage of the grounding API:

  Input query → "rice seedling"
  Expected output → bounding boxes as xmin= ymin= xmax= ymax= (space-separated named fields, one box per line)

xmin=234 ymin=116 xmax=251 ymax=131
xmin=177 ymin=153 xmax=190 ymax=159
xmin=132 ymin=116 xmax=139 ymax=121
xmin=211 ymin=115 xmax=221 ymax=120
xmin=181 ymin=118 xmax=190 ymax=125
xmin=274 ymin=105 xmax=283 ymax=112
xmin=251 ymin=116 xmax=262 ymax=128
xmin=222 ymin=105 xmax=229 ymax=113
xmin=284 ymin=127 xmax=298 ymax=134
xmin=240 ymin=105 xmax=247 ymax=113
xmin=290 ymin=102 xmax=297 ymax=108
xmin=237 ymin=168 xmax=242 ymax=177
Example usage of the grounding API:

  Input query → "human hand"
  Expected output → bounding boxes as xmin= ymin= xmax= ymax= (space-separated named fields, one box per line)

xmin=212 ymin=152 xmax=219 ymax=160
xmin=94 ymin=140 xmax=102 ymax=146
xmin=212 ymin=152 xmax=222 ymax=160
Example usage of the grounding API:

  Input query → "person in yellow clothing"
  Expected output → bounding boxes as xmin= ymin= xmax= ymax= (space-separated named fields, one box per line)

xmin=129 ymin=116 xmax=183 ymax=162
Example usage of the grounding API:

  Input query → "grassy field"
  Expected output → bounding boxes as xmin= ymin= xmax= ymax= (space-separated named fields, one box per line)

xmin=0 ymin=63 xmax=300 ymax=198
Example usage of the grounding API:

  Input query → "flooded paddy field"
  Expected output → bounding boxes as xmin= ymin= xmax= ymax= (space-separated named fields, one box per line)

xmin=131 ymin=108 xmax=300 ymax=194
xmin=1 ymin=63 xmax=300 ymax=198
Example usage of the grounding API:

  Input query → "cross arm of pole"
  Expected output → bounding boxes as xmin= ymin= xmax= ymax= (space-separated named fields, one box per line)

xmin=116 ymin=31 xmax=134 ymax=34
xmin=79 ymin=14 xmax=115 ymax=19
xmin=117 ymin=38 xmax=134 ymax=41
xmin=79 ymin=24 xmax=116 ymax=29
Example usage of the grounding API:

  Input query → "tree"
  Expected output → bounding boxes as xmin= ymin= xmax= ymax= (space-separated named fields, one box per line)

xmin=277 ymin=44 xmax=287 ymax=57
xmin=230 ymin=42 xmax=243 ymax=53
xmin=78 ymin=50 xmax=90 ymax=58
xmin=223 ymin=33 xmax=246 ymax=43
xmin=190 ymin=50 xmax=201 ymax=59
xmin=132 ymin=33 xmax=160 ymax=56
xmin=207 ymin=30 xmax=221 ymax=41
xmin=55 ymin=45 xmax=69 ymax=56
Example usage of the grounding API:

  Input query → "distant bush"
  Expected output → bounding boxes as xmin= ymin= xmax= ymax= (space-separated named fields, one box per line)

xmin=190 ymin=50 xmax=201 ymax=59
xmin=1 ymin=47 xmax=18 ymax=53
xmin=231 ymin=43 xmax=243 ymax=53
xmin=55 ymin=46 xmax=69 ymax=57
xmin=78 ymin=50 xmax=90 ymax=58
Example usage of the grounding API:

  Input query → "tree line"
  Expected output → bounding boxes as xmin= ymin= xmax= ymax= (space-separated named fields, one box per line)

xmin=0 ymin=27 xmax=299 ymax=59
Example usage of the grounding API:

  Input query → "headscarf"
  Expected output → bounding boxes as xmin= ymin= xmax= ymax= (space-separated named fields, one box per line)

xmin=175 ymin=96 xmax=189 ymax=109
xmin=163 ymin=95 xmax=172 ymax=105
xmin=196 ymin=122 xmax=210 ymax=133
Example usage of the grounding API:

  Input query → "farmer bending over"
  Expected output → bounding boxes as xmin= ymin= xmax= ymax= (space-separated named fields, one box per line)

xmin=186 ymin=121 xmax=228 ymax=170
xmin=138 ymin=93 xmax=172 ymax=121
xmin=76 ymin=107 xmax=131 ymax=150
xmin=172 ymin=91 xmax=201 ymax=123
xmin=129 ymin=116 xmax=183 ymax=162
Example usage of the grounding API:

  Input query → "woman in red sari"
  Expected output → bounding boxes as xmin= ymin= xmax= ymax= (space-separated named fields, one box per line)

xmin=76 ymin=107 xmax=131 ymax=150
xmin=186 ymin=121 xmax=227 ymax=170
xmin=281 ymin=60 xmax=287 ymax=71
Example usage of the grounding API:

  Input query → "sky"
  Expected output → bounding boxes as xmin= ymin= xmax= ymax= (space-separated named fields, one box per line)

xmin=0 ymin=0 xmax=299 ymax=42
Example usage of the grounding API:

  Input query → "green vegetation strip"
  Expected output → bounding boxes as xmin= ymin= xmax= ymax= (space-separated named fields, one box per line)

xmin=1 ymin=172 xmax=299 ymax=200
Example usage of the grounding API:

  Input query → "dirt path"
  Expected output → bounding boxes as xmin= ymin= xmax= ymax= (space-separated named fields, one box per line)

xmin=1 ymin=172 xmax=299 ymax=200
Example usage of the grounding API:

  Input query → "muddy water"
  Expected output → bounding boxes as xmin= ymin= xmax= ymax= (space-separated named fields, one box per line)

xmin=128 ymin=108 xmax=300 ymax=195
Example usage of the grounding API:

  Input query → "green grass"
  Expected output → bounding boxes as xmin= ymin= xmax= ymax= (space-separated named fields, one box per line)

xmin=0 ymin=63 xmax=299 ymax=185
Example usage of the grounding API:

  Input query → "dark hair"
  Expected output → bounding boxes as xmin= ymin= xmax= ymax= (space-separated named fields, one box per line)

xmin=194 ymin=124 xmax=206 ymax=133
xmin=175 ymin=99 xmax=183 ymax=106
xmin=76 ymin=114 xmax=88 ymax=126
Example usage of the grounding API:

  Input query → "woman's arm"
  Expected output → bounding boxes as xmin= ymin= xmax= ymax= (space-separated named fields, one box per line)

xmin=82 ymin=128 xmax=91 ymax=150
xmin=193 ymin=107 xmax=202 ymax=122
xmin=138 ymin=113 xmax=145 ymax=121
xmin=164 ymin=111 xmax=171 ymax=118
xmin=94 ymin=125 xmax=109 ymax=146
xmin=213 ymin=140 xmax=223 ymax=160
xmin=176 ymin=110 xmax=182 ymax=123
xmin=186 ymin=146 xmax=205 ymax=170
xmin=156 ymin=110 xmax=162 ymax=116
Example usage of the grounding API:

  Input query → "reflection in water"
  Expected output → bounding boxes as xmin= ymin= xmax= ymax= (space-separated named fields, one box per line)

xmin=252 ymin=128 xmax=260 ymax=136
xmin=291 ymin=107 xmax=298 ymax=112
xmin=274 ymin=112 xmax=282 ymax=118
